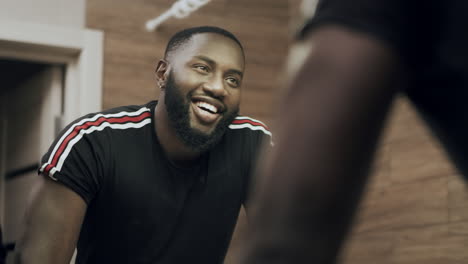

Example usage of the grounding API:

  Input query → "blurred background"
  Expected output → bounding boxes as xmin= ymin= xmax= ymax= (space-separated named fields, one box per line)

xmin=0 ymin=0 xmax=467 ymax=263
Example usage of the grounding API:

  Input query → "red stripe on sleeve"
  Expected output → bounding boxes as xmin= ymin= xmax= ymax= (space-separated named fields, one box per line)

xmin=231 ymin=119 xmax=269 ymax=130
xmin=44 ymin=112 xmax=151 ymax=175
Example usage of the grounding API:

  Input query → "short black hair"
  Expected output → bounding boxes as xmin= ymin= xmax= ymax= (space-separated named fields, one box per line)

xmin=164 ymin=26 xmax=244 ymax=59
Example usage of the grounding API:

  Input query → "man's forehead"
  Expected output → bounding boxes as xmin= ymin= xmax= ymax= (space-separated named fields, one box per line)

xmin=171 ymin=33 xmax=244 ymax=66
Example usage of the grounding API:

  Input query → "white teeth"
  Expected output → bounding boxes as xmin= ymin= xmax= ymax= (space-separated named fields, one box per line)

xmin=196 ymin=101 xmax=218 ymax=113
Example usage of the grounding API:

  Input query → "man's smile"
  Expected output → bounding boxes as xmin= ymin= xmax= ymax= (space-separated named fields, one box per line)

xmin=190 ymin=96 xmax=225 ymax=125
xmin=191 ymin=100 xmax=221 ymax=124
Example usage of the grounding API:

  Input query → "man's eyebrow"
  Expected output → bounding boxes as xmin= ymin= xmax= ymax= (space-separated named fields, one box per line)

xmin=226 ymin=69 xmax=243 ymax=78
xmin=194 ymin=55 xmax=243 ymax=78
xmin=194 ymin=55 xmax=216 ymax=66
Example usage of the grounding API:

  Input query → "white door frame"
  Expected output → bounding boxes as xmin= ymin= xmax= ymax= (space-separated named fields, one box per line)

xmin=0 ymin=19 xmax=104 ymax=123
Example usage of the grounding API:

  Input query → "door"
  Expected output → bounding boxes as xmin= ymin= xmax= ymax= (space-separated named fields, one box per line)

xmin=0 ymin=60 xmax=63 ymax=263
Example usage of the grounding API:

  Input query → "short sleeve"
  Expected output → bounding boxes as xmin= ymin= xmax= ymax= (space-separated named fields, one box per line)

xmin=38 ymin=115 xmax=108 ymax=204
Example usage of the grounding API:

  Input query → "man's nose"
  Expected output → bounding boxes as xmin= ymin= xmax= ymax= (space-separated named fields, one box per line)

xmin=202 ymin=76 xmax=226 ymax=98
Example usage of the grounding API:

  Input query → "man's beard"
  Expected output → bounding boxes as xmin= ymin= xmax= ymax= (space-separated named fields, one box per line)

xmin=164 ymin=72 xmax=239 ymax=152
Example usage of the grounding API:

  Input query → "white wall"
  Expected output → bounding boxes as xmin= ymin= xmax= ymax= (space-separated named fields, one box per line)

xmin=0 ymin=0 xmax=85 ymax=28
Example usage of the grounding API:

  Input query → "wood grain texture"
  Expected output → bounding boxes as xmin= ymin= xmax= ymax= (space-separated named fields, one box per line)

xmin=341 ymin=222 xmax=468 ymax=264
xmin=448 ymin=175 xmax=468 ymax=222
xmin=86 ymin=0 xmax=289 ymax=124
xmin=341 ymin=97 xmax=466 ymax=264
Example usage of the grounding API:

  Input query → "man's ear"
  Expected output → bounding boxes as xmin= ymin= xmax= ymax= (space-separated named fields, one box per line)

xmin=155 ymin=59 xmax=169 ymax=90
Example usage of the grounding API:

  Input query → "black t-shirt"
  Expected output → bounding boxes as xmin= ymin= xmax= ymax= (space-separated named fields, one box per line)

xmin=39 ymin=101 xmax=271 ymax=263
xmin=300 ymin=0 xmax=468 ymax=178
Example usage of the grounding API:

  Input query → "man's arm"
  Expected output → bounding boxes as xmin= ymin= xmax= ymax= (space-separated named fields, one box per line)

xmin=241 ymin=25 xmax=401 ymax=263
xmin=15 ymin=177 xmax=87 ymax=264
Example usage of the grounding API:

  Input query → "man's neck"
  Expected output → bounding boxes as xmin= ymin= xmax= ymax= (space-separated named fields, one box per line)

xmin=154 ymin=98 xmax=201 ymax=166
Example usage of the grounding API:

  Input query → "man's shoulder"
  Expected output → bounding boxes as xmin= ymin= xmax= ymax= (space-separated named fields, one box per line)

xmin=71 ymin=101 xmax=154 ymax=127
xmin=58 ymin=101 xmax=155 ymax=143
xmin=98 ymin=101 xmax=155 ymax=116
xmin=228 ymin=116 xmax=271 ymax=137
xmin=39 ymin=101 xmax=156 ymax=184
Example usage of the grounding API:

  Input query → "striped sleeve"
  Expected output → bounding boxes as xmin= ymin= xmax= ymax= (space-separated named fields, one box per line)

xmin=229 ymin=116 xmax=273 ymax=206
xmin=38 ymin=107 xmax=152 ymax=204
xmin=229 ymin=116 xmax=273 ymax=145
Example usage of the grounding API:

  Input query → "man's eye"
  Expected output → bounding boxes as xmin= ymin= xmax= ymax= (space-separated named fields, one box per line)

xmin=194 ymin=65 xmax=209 ymax=72
xmin=226 ymin=77 xmax=240 ymax=87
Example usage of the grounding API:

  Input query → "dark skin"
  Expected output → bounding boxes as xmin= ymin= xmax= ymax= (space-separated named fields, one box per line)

xmin=15 ymin=33 xmax=244 ymax=264
xmin=14 ymin=178 xmax=85 ymax=264
xmin=241 ymin=25 xmax=401 ymax=263
xmin=154 ymin=33 xmax=244 ymax=164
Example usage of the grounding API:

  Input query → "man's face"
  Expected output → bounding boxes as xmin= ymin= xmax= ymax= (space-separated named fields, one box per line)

xmin=163 ymin=33 xmax=245 ymax=152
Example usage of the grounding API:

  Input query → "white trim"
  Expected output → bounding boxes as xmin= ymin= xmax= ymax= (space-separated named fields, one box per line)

xmin=229 ymin=123 xmax=272 ymax=137
xmin=0 ymin=20 xmax=83 ymax=51
xmin=235 ymin=116 xmax=268 ymax=127
xmin=49 ymin=119 xmax=152 ymax=177
xmin=229 ymin=116 xmax=274 ymax=146
xmin=41 ymin=107 xmax=151 ymax=173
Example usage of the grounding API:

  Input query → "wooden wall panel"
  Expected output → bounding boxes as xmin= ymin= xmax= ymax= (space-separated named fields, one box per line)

xmin=339 ymin=98 xmax=468 ymax=264
xmin=448 ymin=175 xmax=468 ymax=222
xmin=86 ymin=0 xmax=289 ymax=126
xmin=342 ymin=222 xmax=468 ymax=264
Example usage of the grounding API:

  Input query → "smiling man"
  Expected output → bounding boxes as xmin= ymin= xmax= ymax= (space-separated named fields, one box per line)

xmin=15 ymin=26 xmax=271 ymax=264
